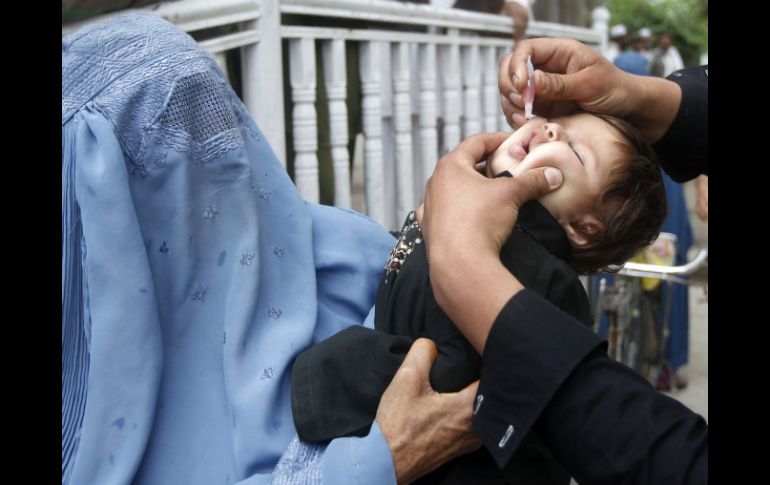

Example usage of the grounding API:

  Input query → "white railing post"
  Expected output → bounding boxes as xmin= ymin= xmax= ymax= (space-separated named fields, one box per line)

xmin=322 ymin=39 xmax=352 ymax=208
xmin=213 ymin=53 xmax=229 ymax=80
xmin=360 ymin=41 xmax=386 ymax=226
xmin=243 ymin=0 xmax=286 ymax=165
xmin=440 ymin=40 xmax=461 ymax=154
xmin=592 ymin=6 xmax=610 ymax=57
xmin=418 ymin=43 xmax=438 ymax=189
xmin=461 ymin=44 xmax=482 ymax=138
xmin=482 ymin=45 xmax=499 ymax=133
xmin=392 ymin=42 xmax=415 ymax=220
xmin=289 ymin=37 xmax=320 ymax=203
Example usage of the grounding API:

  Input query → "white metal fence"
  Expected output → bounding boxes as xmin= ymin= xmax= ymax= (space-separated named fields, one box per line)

xmin=63 ymin=0 xmax=610 ymax=230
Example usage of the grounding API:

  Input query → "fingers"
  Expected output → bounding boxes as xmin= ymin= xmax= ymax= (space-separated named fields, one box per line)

xmin=448 ymin=380 xmax=479 ymax=406
xmin=500 ymin=95 xmax=525 ymax=129
xmin=530 ymin=51 xmax=617 ymax=105
xmin=500 ymin=166 xmax=563 ymax=207
xmin=533 ymin=69 xmax=585 ymax=101
xmin=499 ymin=52 xmax=523 ymax=125
xmin=447 ymin=132 xmax=511 ymax=169
xmin=500 ymin=95 xmax=514 ymax=125
xmin=499 ymin=51 xmax=517 ymax=94
xmin=508 ymin=40 xmax=533 ymax=93
xmin=509 ymin=38 xmax=566 ymax=93
xmin=506 ymin=38 xmax=600 ymax=98
xmin=510 ymin=38 xmax=587 ymax=86
xmin=398 ymin=338 xmax=438 ymax=382
xmin=534 ymin=69 xmax=570 ymax=99
xmin=443 ymin=381 xmax=482 ymax=455
xmin=511 ymin=112 xmax=526 ymax=129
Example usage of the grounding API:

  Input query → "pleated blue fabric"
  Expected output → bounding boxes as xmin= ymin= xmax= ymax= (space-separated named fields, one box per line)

xmin=62 ymin=13 xmax=396 ymax=485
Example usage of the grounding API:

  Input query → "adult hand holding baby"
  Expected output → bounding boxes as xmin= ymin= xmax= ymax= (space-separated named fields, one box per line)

xmin=420 ymin=132 xmax=563 ymax=353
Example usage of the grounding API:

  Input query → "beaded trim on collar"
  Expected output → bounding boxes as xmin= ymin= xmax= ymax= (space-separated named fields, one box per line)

xmin=383 ymin=211 xmax=422 ymax=283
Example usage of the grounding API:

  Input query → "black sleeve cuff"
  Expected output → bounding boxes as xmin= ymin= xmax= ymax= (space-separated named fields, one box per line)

xmin=653 ymin=65 xmax=708 ymax=182
xmin=472 ymin=289 xmax=605 ymax=469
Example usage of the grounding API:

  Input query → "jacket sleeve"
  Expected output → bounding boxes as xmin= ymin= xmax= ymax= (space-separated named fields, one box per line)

xmin=653 ymin=65 xmax=708 ymax=182
xmin=473 ymin=289 xmax=707 ymax=484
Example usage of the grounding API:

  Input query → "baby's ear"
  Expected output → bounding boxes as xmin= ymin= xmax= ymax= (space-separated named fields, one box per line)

xmin=565 ymin=215 xmax=604 ymax=248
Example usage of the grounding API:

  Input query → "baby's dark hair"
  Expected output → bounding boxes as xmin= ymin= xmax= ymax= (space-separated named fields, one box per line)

xmin=569 ymin=114 xmax=667 ymax=275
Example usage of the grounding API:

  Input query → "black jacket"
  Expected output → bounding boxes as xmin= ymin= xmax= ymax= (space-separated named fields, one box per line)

xmin=473 ymin=66 xmax=708 ymax=485
xmin=653 ymin=65 xmax=708 ymax=182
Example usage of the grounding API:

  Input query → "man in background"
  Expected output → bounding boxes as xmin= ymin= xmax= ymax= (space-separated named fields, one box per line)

xmin=651 ymin=32 xmax=685 ymax=77
xmin=614 ymin=34 xmax=650 ymax=76
xmin=604 ymin=23 xmax=627 ymax=62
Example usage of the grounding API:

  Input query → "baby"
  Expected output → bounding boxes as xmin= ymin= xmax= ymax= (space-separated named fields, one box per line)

xmin=292 ymin=112 xmax=668 ymax=484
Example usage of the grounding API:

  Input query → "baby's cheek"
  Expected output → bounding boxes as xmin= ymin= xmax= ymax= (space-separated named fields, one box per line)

xmin=488 ymin=151 xmax=516 ymax=177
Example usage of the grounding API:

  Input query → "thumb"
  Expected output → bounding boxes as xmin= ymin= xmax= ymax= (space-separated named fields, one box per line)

xmin=448 ymin=380 xmax=480 ymax=407
xmin=396 ymin=338 xmax=438 ymax=391
xmin=533 ymin=69 xmax=579 ymax=100
xmin=502 ymin=167 xmax=563 ymax=207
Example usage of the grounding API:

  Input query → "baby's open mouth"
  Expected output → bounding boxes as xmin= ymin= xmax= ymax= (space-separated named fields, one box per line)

xmin=509 ymin=131 xmax=537 ymax=160
xmin=509 ymin=140 xmax=528 ymax=160
xmin=524 ymin=130 xmax=540 ymax=154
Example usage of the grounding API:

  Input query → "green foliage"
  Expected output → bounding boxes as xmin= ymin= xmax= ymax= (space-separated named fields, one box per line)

xmin=606 ymin=0 xmax=708 ymax=66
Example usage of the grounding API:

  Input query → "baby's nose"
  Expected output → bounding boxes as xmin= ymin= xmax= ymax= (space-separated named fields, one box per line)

xmin=542 ymin=122 xmax=564 ymax=141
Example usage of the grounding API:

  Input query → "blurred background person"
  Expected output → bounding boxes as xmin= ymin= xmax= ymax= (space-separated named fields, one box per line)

xmin=613 ymin=33 xmax=649 ymax=76
xmin=638 ymin=26 xmax=654 ymax=64
xmin=651 ymin=32 xmax=685 ymax=77
xmin=605 ymin=23 xmax=627 ymax=62
xmin=451 ymin=0 xmax=534 ymax=41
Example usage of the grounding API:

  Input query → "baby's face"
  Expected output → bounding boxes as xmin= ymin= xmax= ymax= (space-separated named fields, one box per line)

xmin=488 ymin=113 xmax=628 ymax=227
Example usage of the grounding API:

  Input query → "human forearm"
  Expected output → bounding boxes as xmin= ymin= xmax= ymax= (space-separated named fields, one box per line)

xmin=624 ymin=73 xmax=682 ymax=144
xmin=430 ymin=250 xmax=522 ymax=354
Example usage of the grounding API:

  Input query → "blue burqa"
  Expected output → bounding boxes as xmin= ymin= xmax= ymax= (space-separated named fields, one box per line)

xmin=62 ymin=13 xmax=397 ymax=485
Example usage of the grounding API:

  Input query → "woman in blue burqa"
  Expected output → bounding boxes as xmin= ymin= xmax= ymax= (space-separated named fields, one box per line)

xmin=62 ymin=13 xmax=399 ymax=484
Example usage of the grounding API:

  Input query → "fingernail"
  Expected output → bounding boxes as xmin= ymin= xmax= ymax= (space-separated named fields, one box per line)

xmin=512 ymin=113 xmax=526 ymax=127
xmin=512 ymin=74 xmax=520 ymax=92
xmin=509 ymin=92 xmax=522 ymax=106
xmin=544 ymin=167 xmax=562 ymax=187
